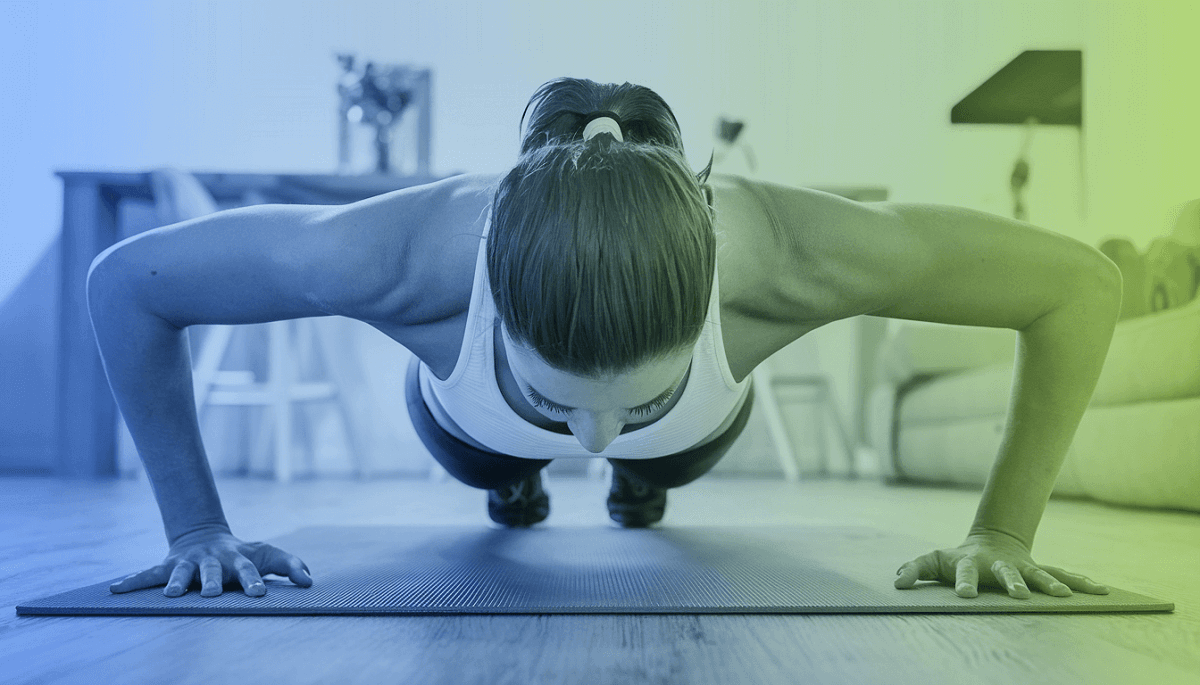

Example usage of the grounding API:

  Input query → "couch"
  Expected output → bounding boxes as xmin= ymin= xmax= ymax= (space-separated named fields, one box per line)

xmin=866 ymin=201 xmax=1200 ymax=514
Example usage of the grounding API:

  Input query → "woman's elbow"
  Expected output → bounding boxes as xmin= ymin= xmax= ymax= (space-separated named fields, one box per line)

xmin=1078 ymin=250 xmax=1124 ymax=320
xmin=86 ymin=245 xmax=133 ymax=314
xmin=1093 ymin=250 xmax=1124 ymax=303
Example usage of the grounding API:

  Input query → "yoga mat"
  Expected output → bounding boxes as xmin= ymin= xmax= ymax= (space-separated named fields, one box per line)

xmin=16 ymin=526 xmax=1173 ymax=616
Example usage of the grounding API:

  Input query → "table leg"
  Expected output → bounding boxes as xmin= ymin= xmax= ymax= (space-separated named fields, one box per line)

xmin=56 ymin=179 xmax=119 ymax=478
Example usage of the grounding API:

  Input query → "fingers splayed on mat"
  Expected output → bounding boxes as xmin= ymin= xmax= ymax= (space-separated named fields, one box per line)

xmin=109 ymin=528 xmax=313 ymax=598
xmin=893 ymin=529 xmax=1110 ymax=600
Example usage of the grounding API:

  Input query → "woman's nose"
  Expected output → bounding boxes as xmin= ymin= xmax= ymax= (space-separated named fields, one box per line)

xmin=569 ymin=414 xmax=626 ymax=454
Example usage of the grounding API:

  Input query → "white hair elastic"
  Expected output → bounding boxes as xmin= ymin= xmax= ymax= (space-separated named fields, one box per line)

xmin=582 ymin=116 xmax=624 ymax=142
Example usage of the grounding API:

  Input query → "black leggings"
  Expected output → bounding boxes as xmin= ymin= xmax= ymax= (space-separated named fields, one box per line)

xmin=404 ymin=354 xmax=755 ymax=491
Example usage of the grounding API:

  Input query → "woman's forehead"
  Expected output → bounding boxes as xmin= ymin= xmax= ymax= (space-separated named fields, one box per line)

xmin=503 ymin=328 xmax=690 ymax=406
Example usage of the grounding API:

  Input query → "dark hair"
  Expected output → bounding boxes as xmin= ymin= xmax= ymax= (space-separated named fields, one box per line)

xmin=487 ymin=77 xmax=716 ymax=380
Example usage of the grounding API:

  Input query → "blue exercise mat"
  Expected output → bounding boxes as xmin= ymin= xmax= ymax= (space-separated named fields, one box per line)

xmin=15 ymin=525 xmax=1173 ymax=616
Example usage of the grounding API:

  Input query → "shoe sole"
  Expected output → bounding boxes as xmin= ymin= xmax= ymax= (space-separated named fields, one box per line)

xmin=607 ymin=499 xmax=665 ymax=528
xmin=488 ymin=493 xmax=550 ymax=527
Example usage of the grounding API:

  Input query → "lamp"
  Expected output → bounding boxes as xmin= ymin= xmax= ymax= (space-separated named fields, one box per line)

xmin=951 ymin=50 xmax=1082 ymax=221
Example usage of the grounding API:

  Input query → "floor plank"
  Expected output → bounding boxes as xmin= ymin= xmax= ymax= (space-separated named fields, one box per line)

xmin=1 ymin=475 xmax=1197 ymax=684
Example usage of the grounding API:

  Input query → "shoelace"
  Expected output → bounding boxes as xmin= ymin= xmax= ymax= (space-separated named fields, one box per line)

xmin=499 ymin=479 xmax=530 ymax=504
xmin=618 ymin=472 xmax=650 ymax=498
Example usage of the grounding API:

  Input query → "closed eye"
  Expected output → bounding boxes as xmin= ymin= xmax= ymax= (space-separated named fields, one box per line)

xmin=524 ymin=388 xmax=672 ymax=418
xmin=629 ymin=396 xmax=671 ymax=417
xmin=524 ymin=388 xmax=572 ymax=414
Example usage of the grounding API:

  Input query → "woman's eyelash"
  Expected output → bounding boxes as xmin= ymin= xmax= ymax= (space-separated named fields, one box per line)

xmin=525 ymin=390 xmax=669 ymax=417
xmin=631 ymin=396 xmax=670 ymax=417
xmin=526 ymin=390 xmax=571 ymax=414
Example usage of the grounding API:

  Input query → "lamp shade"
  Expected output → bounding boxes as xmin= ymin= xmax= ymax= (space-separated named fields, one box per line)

xmin=951 ymin=50 xmax=1082 ymax=126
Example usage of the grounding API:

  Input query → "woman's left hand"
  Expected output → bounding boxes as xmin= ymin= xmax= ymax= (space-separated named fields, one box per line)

xmin=893 ymin=529 xmax=1111 ymax=599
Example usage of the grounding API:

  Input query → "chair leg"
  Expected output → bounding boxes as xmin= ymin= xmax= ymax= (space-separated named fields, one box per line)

xmin=250 ymin=405 xmax=273 ymax=476
xmin=310 ymin=319 xmax=371 ymax=480
xmin=820 ymin=381 xmax=858 ymax=477
xmin=192 ymin=317 xmax=374 ymax=481
xmin=191 ymin=325 xmax=236 ymax=411
xmin=815 ymin=384 xmax=829 ymax=476
xmin=752 ymin=363 xmax=801 ymax=482
xmin=269 ymin=320 xmax=293 ymax=483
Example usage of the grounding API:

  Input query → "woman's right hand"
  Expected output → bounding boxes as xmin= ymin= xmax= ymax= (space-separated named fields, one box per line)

xmin=109 ymin=528 xmax=313 ymax=598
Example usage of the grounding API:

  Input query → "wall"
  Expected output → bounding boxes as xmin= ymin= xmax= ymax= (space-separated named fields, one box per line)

xmin=1084 ymin=2 xmax=1200 ymax=247
xmin=2 ymin=0 xmax=1195 ymax=473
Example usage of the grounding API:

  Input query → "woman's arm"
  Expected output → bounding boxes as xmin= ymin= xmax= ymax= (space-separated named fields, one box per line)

xmin=85 ymin=175 xmax=456 ymax=595
xmin=872 ymin=203 xmax=1123 ymax=551
xmin=752 ymin=180 xmax=1122 ymax=597
xmin=87 ymin=203 xmax=336 ymax=546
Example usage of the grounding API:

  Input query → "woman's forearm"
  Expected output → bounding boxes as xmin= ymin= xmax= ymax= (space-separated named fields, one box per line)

xmin=87 ymin=270 xmax=231 ymax=546
xmin=969 ymin=272 xmax=1122 ymax=549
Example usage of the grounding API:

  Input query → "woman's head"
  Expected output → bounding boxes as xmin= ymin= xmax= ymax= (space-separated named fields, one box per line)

xmin=488 ymin=77 xmax=715 ymax=382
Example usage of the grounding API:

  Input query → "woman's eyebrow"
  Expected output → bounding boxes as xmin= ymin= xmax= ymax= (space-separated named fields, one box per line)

xmin=524 ymin=373 xmax=684 ymax=412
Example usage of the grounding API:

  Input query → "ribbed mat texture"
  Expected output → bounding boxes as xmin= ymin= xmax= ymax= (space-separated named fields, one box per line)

xmin=16 ymin=526 xmax=1172 ymax=616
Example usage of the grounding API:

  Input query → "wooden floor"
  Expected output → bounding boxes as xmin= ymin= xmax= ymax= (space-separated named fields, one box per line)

xmin=1 ymin=473 xmax=1197 ymax=685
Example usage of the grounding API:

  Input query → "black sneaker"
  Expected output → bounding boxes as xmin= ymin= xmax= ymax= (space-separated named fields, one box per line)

xmin=607 ymin=466 xmax=667 ymax=528
xmin=487 ymin=472 xmax=550 ymax=527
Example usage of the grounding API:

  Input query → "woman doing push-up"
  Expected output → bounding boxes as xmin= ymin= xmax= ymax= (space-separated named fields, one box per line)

xmin=89 ymin=77 xmax=1120 ymax=602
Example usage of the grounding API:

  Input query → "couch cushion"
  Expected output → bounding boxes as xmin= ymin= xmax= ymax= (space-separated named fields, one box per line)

xmin=896 ymin=398 xmax=1200 ymax=513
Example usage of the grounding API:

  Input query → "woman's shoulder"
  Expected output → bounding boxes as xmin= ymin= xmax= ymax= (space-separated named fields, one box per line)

xmin=706 ymin=174 xmax=828 ymax=318
xmin=321 ymin=172 xmax=499 ymax=372
xmin=707 ymin=174 xmax=904 ymax=375
xmin=406 ymin=173 xmax=501 ymax=308
xmin=705 ymin=175 xmax=829 ymax=377
xmin=708 ymin=173 xmax=899 ymax=321
xmin=305 ymin=172 xmax=496 ymax=335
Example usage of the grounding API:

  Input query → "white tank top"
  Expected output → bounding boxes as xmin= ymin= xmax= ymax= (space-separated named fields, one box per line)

xmin=420 ymin=208 xmax=752 ymax=459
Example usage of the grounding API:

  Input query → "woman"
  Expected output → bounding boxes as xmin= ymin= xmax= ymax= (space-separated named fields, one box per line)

xmin=91 ymin=78 xmax=1120 ymax=602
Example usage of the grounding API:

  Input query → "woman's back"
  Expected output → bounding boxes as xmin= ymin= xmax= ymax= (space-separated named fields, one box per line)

xmin=366 ymin=171 xmax=826 ymax=386
xmin=90 ymin=165 xmax=887 ymax=391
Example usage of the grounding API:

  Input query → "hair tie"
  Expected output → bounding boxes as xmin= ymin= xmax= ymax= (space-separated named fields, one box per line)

xmin=580 ymin=111 xmax=624 ymax=142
